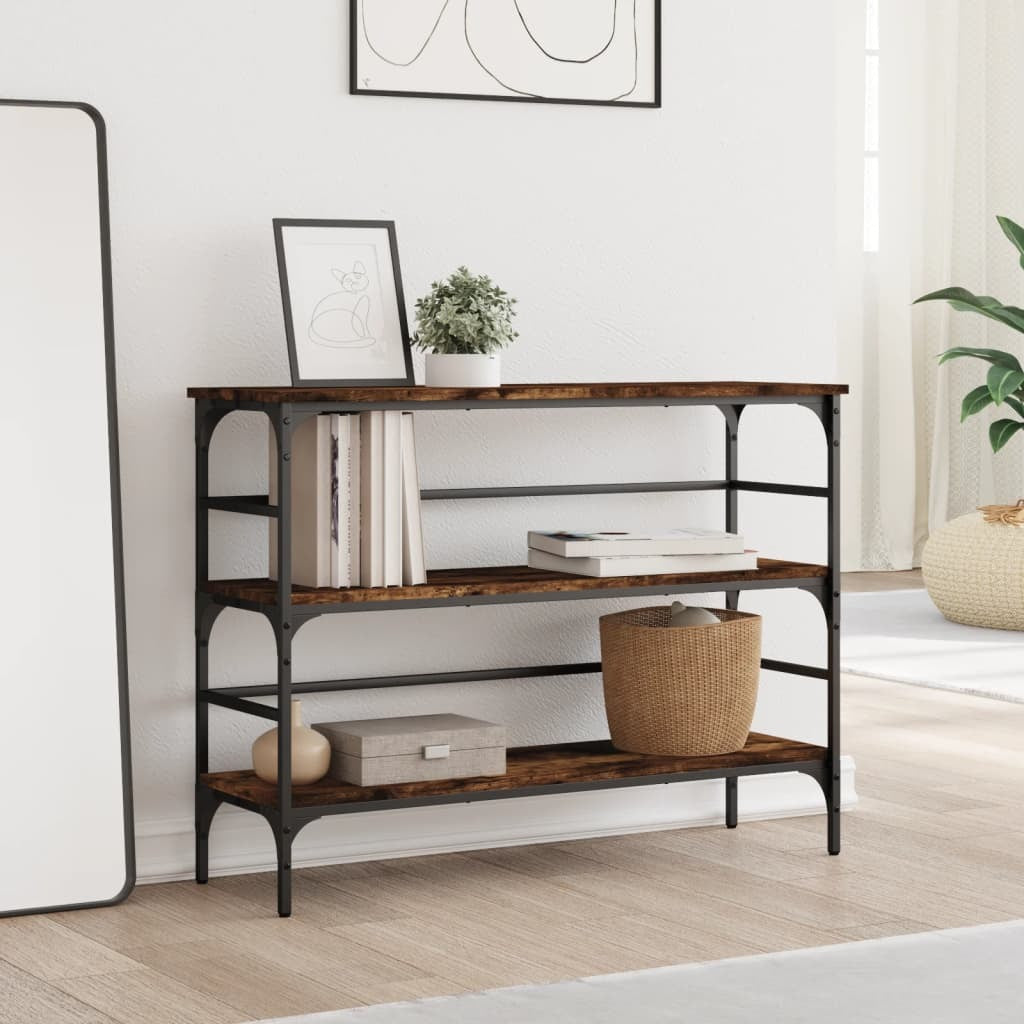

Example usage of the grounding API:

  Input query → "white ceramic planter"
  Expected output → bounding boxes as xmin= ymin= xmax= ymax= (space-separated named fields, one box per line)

xmin=424 ymin=353 xmax=501 ymax=388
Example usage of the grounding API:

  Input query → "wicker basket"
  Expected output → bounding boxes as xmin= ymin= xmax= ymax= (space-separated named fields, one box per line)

xmin=599 ymin=606 xmax=762 ymax=756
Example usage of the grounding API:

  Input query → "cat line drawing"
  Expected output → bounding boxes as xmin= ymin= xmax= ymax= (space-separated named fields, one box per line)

xmin=308 ymin=262 xmax=376 ymax=349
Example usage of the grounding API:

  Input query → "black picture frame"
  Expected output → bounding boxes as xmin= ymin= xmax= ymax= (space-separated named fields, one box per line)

xmin=0 ymin=98 xmax=135 ymax=917
xmin=349 ymin=0 xmax=662 ymax=110
xmin=274 ymin=218 xmax=416 ymax=387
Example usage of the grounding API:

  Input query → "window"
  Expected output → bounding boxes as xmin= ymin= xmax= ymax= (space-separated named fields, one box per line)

xmin=864 ymin=0 xmax=880 ymax=252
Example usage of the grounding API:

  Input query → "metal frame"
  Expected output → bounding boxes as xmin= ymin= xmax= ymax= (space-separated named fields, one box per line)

xmin=194 ymin=389 xmax=841 ymax=917
xmin=0 ymin=98 xmax=135 ymax=917
xmin=273 ymin=219 xmax=415 ymax=387
xmin=349 ymin=0 xmax=663 ymax=110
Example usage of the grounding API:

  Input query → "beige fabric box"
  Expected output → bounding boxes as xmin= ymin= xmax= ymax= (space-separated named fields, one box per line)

xmin=312 ymin=714 xmax=506 ymax=787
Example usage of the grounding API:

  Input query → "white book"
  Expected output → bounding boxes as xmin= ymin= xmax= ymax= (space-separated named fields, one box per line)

xmin=528 ymin=528 xmax=744 ymax=558
xmin=527 ymin=548 xmax=759 ymax=578
xmin=347 ymin=414 xmax=361 ymax=587
xmin=359 ymin=411 xmax=385 ymax=588
xmin=269 ymin=416 xmax=332 ymax=588
xmin=329 ymin=415 xmax=361 ymax=588
xmin=400 ymin=413 xmax=427 ymax=586
xmin=383 ymin=411 xmax=403 ymax=587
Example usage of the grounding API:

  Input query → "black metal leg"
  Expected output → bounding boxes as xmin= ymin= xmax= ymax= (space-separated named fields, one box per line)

xmin=275 ymin=823 xmax=293 ymax=918
xmin=195 ymin=400 xmax=228 ymax=886
xmin=274 ymin=404 xmax=295 ymax=916
xmin=195 ymin=787 xmax=221 ymax=884
xmin=725 ymin=776 xmax=738 ymax=829
xmin=826 ymin=396 xmax=841 ymax=855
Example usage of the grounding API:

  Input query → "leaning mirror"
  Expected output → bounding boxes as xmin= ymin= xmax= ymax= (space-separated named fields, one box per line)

xmin=0 ymin=100 xmax=134 ymax=915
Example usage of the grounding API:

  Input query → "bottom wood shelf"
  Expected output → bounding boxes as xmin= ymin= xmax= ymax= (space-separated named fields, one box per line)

xmin=201 ymin=734 xmax=825 ymax=811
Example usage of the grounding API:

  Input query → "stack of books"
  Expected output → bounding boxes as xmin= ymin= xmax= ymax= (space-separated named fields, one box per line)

xmin=527 ymin=529 xmax=756 ymax=578
xmin=269 ymin=412 xmax=426 ymax=588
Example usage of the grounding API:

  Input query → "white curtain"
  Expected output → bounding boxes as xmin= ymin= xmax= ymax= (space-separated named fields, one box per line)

xmin=844 ymin=0 xmax=1024 ymax=570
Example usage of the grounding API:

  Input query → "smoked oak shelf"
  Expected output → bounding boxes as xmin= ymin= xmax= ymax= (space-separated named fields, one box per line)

xmin=201 ymin=559 xmax=828 ymax=612
xmin=202 ymin=735 xmax=827 ymax=813
xmin=193 ymin=381 xmax=844 ymax=917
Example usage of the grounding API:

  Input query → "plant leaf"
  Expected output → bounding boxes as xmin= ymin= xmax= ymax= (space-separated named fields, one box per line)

xmin=988 ymin=364 xmax=1024 ymax=404
xmin=998 ymin=216 xmax=1024 ymax=270
xmin=938 ymin=346 xmax=1023 ymax=370
xmin=916 ymin=287 xmax=1024 ymax=334
xmin=1007 ymin=395 xmax=1024 ymax=419
xmin=990 ymin=418 xmax=1024 ymax=453
xmin=961 ymin=385 xmax=995 ymax=422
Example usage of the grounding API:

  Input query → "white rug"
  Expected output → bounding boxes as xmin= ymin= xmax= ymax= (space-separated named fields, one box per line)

xmin=256 ymin=920 xmax=1024 ymax=1023
xmin=842 ymin=589 xmax=1024 ymax=702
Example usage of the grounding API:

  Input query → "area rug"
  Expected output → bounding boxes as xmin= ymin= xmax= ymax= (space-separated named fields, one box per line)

xmin=256 ymin=920 xmax=1024 ymax=1024
xmin=841 ymin=589 xmax=1024 ymax=702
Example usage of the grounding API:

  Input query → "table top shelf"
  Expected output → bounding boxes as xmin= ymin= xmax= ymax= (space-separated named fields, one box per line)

xmin=188 ymin=381 xmax=848 ymax=406
xmin=201 ymin=734 xmax=826 ymax=811
xmin=202 ymin=559 xmax=828 ymax=612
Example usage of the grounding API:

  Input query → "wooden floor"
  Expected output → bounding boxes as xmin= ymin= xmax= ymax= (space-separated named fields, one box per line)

xmin=4 ymin=664 xmax=1024 ymax=1022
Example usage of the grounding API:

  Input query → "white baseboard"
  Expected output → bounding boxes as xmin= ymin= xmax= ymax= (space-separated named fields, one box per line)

xmin=136 ymin=756 xmax=857 ymax=884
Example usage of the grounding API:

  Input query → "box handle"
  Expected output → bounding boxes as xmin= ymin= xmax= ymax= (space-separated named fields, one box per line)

xmin=422 ymin=744 xmax=450 ymax=760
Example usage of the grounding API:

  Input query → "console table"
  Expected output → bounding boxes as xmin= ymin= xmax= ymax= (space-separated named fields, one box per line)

xmin=190 ymin=381 xmax=846 ymax=917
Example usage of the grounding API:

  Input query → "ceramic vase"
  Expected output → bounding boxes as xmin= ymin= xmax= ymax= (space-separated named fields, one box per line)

xmin=251 ymin=700 xmax=330 ymax=785
xmin=424 ymin=353 xmax=501 ymax=387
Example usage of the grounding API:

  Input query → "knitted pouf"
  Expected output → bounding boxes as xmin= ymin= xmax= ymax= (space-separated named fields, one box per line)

xmin=922 ymin=512 xmax=1024 ymax=630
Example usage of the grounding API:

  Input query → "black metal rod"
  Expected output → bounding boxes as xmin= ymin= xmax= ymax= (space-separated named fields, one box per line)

xmin=760 ymin=658 xmax=829 ymax=680
xmin=733 ymin=480 xmax=829 ymax=498
xmin=421 ymin=481 xmax=729 ymax=501
xmin=202 ymin=495 xmax=279 ymax=518
xmin=281 ymin=760 xmax=829 ymax=820
xmin=210 ymin=395 xmax=838 ymax=417
xmin=202 ymin=690 xmax=279 ymax=721
xmin=204 ymin=656 xmax=825 ymax=704
xmin=209 ymin=662 xmax=603 ymax=699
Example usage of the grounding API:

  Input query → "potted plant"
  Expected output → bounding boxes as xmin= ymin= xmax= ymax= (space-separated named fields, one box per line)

xmin=915 ymin=215 xmax=1024 ymax=452
xmin=413 ymin=266 xmax=518 ymax=387
xmin=915 ymin=215 xmax=1024 ymax=631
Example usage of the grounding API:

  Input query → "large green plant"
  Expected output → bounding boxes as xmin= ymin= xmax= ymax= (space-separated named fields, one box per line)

xmin=413 ymin=266 xmax=518 ymax=356
xmin=916 ymin=216 xmax=1024 ymax=452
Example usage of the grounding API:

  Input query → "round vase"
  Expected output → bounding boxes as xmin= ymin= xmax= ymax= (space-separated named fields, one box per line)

xmin=251 ymin=700 xmax=330 ymax=785
xmin=424 ymin=353 xmax=501 ymax=388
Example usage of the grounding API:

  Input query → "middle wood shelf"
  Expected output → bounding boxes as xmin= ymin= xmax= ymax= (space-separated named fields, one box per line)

xmin=201 ymin=558 xmax=828 ymax=614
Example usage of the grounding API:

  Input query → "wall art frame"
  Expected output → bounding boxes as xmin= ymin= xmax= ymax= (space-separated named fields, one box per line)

xmin=274 ymin=219 xmax=415 ymax=387
xmin=350 ymin=0 xmax=662 ymax=109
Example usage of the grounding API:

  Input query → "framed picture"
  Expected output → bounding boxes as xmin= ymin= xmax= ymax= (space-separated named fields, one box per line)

xmin=274 ymin=219 xmax=415 ymax=387
xmin=350 ymin=0 xmax=661 ymax=109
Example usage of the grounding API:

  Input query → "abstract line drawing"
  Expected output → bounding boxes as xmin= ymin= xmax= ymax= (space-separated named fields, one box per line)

xmin=361 ymin=0 xmax=450 ymax=67
xmin=465 ymin=0 xmax=638 ymax=102
xmin=351 ymin=0 xmax=659 ymax=108
xmin=513 ymin=1 xmax=618 ymax=63
xmin=308 ymin=262 xmax=376 ymax=349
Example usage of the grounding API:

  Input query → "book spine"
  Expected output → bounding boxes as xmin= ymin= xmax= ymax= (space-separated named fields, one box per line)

xmin=401 ymin=413 xmax=427 ymax=586
xmin=348 ymin=414 xmax=361 ymax=588
xmin=359 ymin=412 xmax=385 ymax=588
xmin=330 ymin=415 xmax=352 ymax=589
xmin=383 ymin=411 xmax=403 ymax=587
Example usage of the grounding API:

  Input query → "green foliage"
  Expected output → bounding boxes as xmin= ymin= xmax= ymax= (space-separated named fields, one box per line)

xmin=915 ymin=215 xmax=1024 ymax=452
xmin=413 ymin=266 xmax=519 ymax=355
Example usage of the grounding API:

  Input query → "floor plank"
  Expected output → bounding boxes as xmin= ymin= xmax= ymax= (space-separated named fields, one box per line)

xmin=14 ymin=659 xmax=1024 ymax=1021
xmin=0 ymin=958 xmax=113 ymax=1024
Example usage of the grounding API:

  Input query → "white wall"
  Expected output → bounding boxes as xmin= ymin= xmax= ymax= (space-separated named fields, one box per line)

xmin=0 ymin=1 xmax=847 ymax=880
